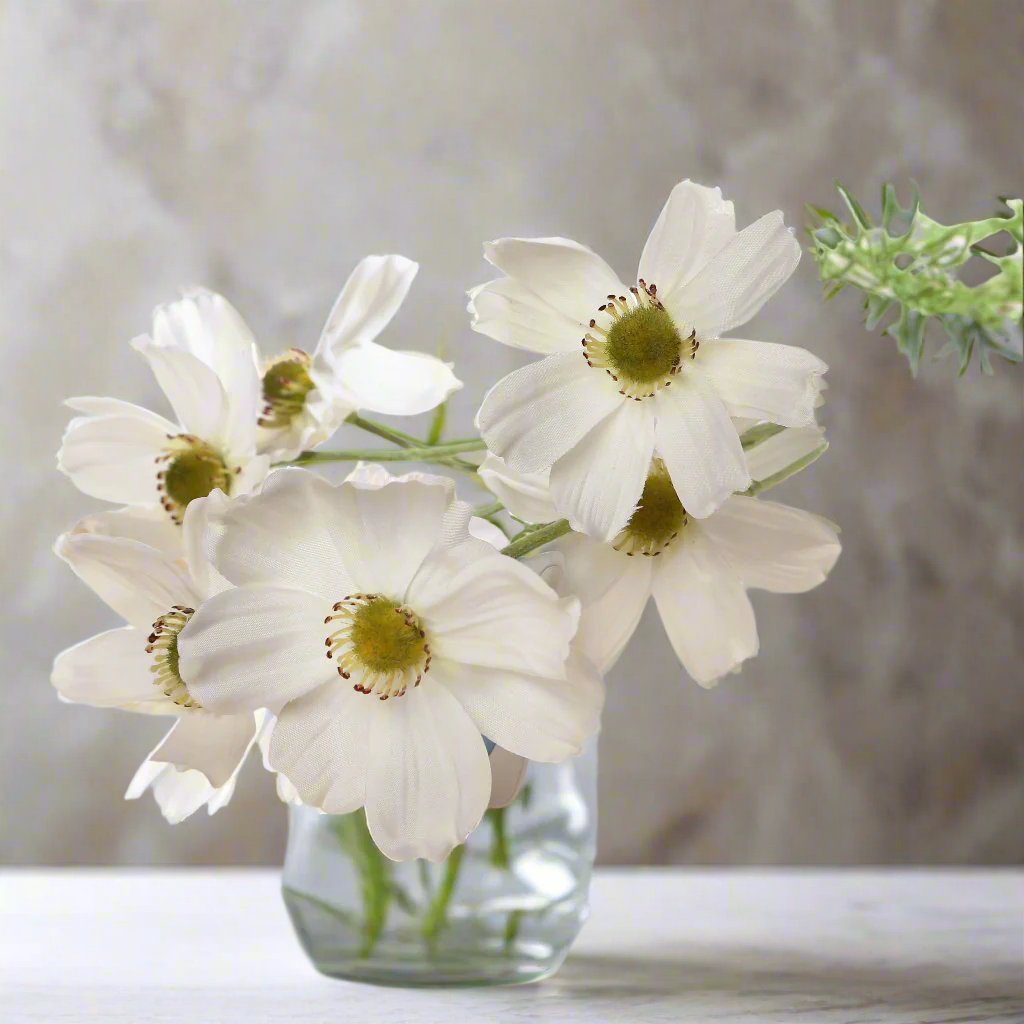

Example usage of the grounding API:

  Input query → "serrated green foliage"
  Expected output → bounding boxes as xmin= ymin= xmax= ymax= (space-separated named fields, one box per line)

xmin=808 ymin=183 xmax=1022 ymax=375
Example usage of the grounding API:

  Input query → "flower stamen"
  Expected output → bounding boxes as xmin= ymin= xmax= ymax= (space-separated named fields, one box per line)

xmin=324 ymin=594 xmax=431 ymax=701
xmin=613 ymin=459 xmax=689 ymax=556
xmin=146 ymin=606 xmax=201 ymax=708
xmin=155 ymin=436 xmax=234 ymax=525
xmin=260 ymin=349 xmax=315 ymax=429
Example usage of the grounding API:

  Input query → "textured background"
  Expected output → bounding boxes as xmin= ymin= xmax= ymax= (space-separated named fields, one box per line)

xmin=2 ymin=0 xmax=1021 ymax=866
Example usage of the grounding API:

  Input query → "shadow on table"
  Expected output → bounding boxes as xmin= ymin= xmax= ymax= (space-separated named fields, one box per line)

xmin=545 ymin=948 xmax=1024 ymax=1017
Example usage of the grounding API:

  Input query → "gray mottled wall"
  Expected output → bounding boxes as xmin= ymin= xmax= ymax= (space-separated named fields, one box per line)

xmin=2 ymin=0 xmax=1021 ymax=866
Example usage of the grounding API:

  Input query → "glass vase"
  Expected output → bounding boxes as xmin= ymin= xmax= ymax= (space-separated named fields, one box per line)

xmin=281 ymin=744 xmax=596 ymax=987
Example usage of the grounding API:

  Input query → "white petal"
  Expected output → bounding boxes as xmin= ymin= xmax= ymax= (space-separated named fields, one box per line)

xmin=181 ymin=490 xmax=232 ymax=598
xmin=66 ymin=505 xmax=183 ymax=558
xmin=132 ymin=337 xmax=231 ymax=445
xmin=652 ymin=531 xmax=758 ymax=687
xmin=64 ymin=396 xmax=179 ymax=426
xmin=51 ymin=627 xmax=171 ymax=714
xmin=58 ymin=408 xmax=174 ymax=506
xmin=550 ymin=400 xmax=654 ymax=541
xmin=638 ymin=181 xmax=736 ymax=297
xmin=55 ymin=529 xmax=198 ymax=630
xmin=669 ymin=211 xmax=801 ymax=337
xmin=206 ymin=469 xmax=356 ymax=598
xmin=488 ymin=746 xmax=528 ymax=809
xmin=433 ymin=651 xmax=603 ymax=763
xmin=476 ymin=352 xmax=619 ymax=474
xmin=482 ymin=237 xmax=625 ymax=324
xmin=333 ymin=341 xmax=462 ymax=416
xmin=478 ymin=453 xmax=558 ymax=525
xmin=315 ymin=255 xmax=418 ymax=361
xmin=149 ymin=711 xmax=257 ymax=788
xmin=744 ymin=425 xmax=826 ymax=482
xmin=700 ymin=495 xmax=841 ymax=593
xmin=699 ymin=338 xmax=827 ymax=427
xmin=230 ymin=454 xmax=271 ymax=497
xmin=179 ymin=584 xmax=334 ymax=714
xmin=408 ymin=541 xmax=577 ymax=678
xmin=654 ymin=372 xmax=750 ymax=518
xmin=268 ymin=680 xmax=373 ymax=815
xmin=125 ymin=760 xmax=217 ymax=823
xmin=365 ymin=681 xmax=491 ymax=862
xmin=468 ymin=276 xmax=583 ymax=355
xmin=468 ymin=516 xmax=508 ymax=550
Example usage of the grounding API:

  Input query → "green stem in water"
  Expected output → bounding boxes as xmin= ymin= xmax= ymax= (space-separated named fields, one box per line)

xmin=334 ymin=811 xmax=392 ymax=958
xmin=487 ymin=807 xmax=510 ymax=869
xmin=501 ymin=519 xmax=572 ymax=560
xmin=421 ymin=844 xmax=466 ymax=947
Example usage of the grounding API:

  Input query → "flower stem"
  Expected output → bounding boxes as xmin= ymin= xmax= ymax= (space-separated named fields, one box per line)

xmin=473 ymin=500 xmax=505 ymax=519
xmin=487 ymin=807 xmax=510 ymax=869
xmin=501 ymin=519 xmax=572 ymax=560
xmin=333 ymin=811 xmax=393 ymax=958
xmin=289 ymin=438 xmax=487 ymax=467
xmin=744 ymin=442 xmax=829 ymax=497
xmin=342 ymin=412 xmax=484 ymax=478
xmin=421 ymin=844 xmax=465 ymax=947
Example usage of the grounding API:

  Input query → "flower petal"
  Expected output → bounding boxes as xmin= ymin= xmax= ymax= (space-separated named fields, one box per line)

xmin=267 ymin=680 xmax=373 ymax=815
xmin=700 ymin=495 xmax=841 ymax=593
xmin=488 ymin=746 xmax=528 ymax=809
xmin=638 ymin=181 xmax=736 ymax=298
xmin=61 ymin=505 xmax=182 ymax=562
xmin=51 ymin=627 xmax=171 ymax=714
xmin=654 ymin=371 xmax=750 ymax=519
xmin=468 ymin=276 xmax=583 ymax=354
xmin=476 ymin=352 xmax=619 ymax=474
xmin=181 ymin=490 xmax=232 ymax=598
xmin=550 ymin=400 xmax=654 ymax=541
xmin=408 ymin=541 xmax=577 ymax=678
xmin=433 ymin=651 xmax=603 ymax=763
xmin=699 ymin=338 xmax=827 ymax=427
xmin=744 ymin=425 xmax=826 ymax=482
xmin=333 ymin=341 xmax=462 ymax=416
xmin=315 ymin=255 xmax=418 ymax=361
xmin=179 ymin=584 xmax=334 ymax=714
xmin=478 ymin=454 xmax=558 ymax=525
xmin=365 ymin=680 xmax=491 ymax=862
xmin=125 ymin=759 xmax=224 ymax=823
xmin=149 ymin=711 xmax=257 ymax=788
xmin=652 ymin=531 xmax=758 ymax=687
xmin=669 ymin=211 xmax=801 ymax=337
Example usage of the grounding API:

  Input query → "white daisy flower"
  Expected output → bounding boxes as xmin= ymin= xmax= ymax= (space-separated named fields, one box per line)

xmin=154 ymin=258 xmax=462 ymax=461
xmin=177 ymin=468 xmax=603 ymax=861
xmin=50 ymin=496 xmax=262 ymax=822
xmin=471 ymin=180 xmax=828 ymax=540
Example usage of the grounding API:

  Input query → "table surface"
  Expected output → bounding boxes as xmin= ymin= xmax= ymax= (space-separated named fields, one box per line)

xmin=1 ymin=869 xmax=1021 ymax=1023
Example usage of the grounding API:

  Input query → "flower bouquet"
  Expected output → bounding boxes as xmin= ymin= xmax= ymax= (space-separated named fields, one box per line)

xmin=54 ymin=178 xmax=1017 ymax=985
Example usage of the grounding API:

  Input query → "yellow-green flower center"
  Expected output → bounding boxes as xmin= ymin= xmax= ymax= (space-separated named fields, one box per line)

xmin=260 ymin=349 xmax=315 ymax=429
xmin=325 ymin=594 xmax=431 ymax=700
xmin=147 ymin=606 xmax=201 ymax=708
xmin=581 ymin=282 xmax=698 ymax=400
xmin=614 ymin=460 xmax=689 ymax=556
xmin=157 ymin=436 xmax=232 ymax=525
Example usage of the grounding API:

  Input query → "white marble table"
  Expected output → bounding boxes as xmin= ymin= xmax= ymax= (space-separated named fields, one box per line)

xmin=1 ymin=869 xmax=1020 ymax=1022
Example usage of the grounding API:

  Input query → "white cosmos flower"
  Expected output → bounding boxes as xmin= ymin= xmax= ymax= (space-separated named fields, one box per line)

xmin=177 ymin=467 xmax=603 ymax=861
xmin=153 ymin=258 xmax=462 ymax=462
xmin=471 ymin=180 xmax=828 ymax=540
xmin=50 ymin=496 xmax=262 ymax=823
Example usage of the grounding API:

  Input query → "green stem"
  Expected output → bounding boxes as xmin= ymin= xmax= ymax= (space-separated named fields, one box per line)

xmin=739 ymin=422 xmax=786 ymax=450
xmin=744 ymin=442 xmax=829 ymax=497
xmin=503 ymin=910 xmax=523 ymax=952
xmin=487 ymin=807 xmax=510 ymax=869
xmin=421 ymin=844 xmax=466 ymax=947
xmin=473 ymin=500 xmax=505 ymax=519
xmin=344 ymin=413 xmax=483 ymax=477
xmin=334 ymin=812 xmax=393 ymax=958
xmin=501 ymin=519 xmax=572 ymax=560
xmin=289 ymin=438 xmax=486 ymax=467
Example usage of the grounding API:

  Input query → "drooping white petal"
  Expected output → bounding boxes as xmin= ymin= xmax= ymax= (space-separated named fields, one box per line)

xmin=55 ymin=529 xmax=199 ymax=630
xmin=433 ymin=650 xmax=603 ymax=763
xmin=364 ymin=681 xmax=491 ymax=862
xmin=333 ymin=341 xmax=462 ymax=416
xmin=267 ymin=680 xmax=373 ymax=815
xmin=488 ymin=746 xmax=528 ymax=809
xmin=51 ymin=627 xmax=172 ymax=714
xmin=699 ymin=339 xmax=827 ymax=428
xmin=62 ymin=505 xmax=183 ymax=561
xmin=315 ymin=255 xmax=418 ymax=363
xmin=476 ymin=352 xmax=619 ymax=474
xmin=744 ymin=425 xmax=826 ymax=482
xmin=149 ymin=711 xmax=257 ymax=788
xmin=482 ymin=236 xmax=626 ymax=324
xmin=652 ymin=530 xmax=758 ymax=687
xmin=179 ymin=584 xmax=335 ymax=714
xmin=478 ymin=454 xmax=558 ymax=525
xmin=132 ymin=337 xmax=231 ymax=446
xmin=408 ymin=541 xmax=577 ymax=678
xmin=700 ymin=495 xmax=841 ymax=593
xmin=668 ymin=211 xmax=801 ymax=338
xmin=468 ymin=276 xmax=583 ymax=355
xmin=206 ymin=469 xmax=356 ymax=598
xmin=125 ymin=758 xmax=227 ymax=823
xmin=550 ymin=400 xmax=654 ymax=541
xmin=58 ymin=408 xmax=175 ymax=506
xmin=637 ymin=181 xmax=736 ymax=298
xmin=654 ymin=371 xmax=750 ymax=518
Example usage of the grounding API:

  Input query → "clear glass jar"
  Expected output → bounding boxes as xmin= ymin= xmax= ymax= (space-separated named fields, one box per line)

xmin=281 ymin=744 xmax=596 ymax=987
